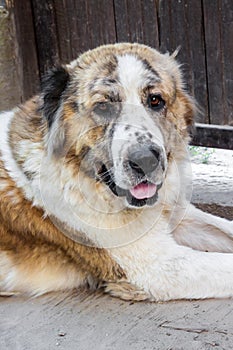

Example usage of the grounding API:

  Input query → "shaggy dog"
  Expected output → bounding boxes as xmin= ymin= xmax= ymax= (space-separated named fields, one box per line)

xmin=0 ymin=43 xmax=233 ymax=301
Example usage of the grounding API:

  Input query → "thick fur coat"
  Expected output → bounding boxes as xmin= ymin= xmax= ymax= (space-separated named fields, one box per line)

xmin=0 ymin=43 xmax=233 ymax=301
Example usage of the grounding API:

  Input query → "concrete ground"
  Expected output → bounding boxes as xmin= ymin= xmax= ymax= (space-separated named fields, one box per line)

xmin=1 ymin=291 xmax=233 ymax=350
xmin=0 ymin=148 xmax=233 ymax=350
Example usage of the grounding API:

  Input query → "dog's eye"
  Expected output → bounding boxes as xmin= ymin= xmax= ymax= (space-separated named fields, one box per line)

xmin=94 ymin=102 xmax=113 ymax=117
xmin=148 ymin=94 xmax=165 ymax=110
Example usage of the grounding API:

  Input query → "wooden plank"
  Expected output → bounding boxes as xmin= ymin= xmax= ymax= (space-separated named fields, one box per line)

xmin=74 ymin=0 xmax=116 ymax=53
xmin=67 ymin=0 xmax=90 ymax=56
xmin=121 ymin=0 xmax=144 ymax=43
xmin=191 ymin=123 xmax=233 ymax=149
xmin=159 ymin=0 xmax=208 ymax=123
xmin=159 ymin=0 xmax=192 ymax=83
xmin=114 ymin=0 xmax=159 ymax=48
xmin=54 ymin=0 xmax=116 ymax=62
xmin=6 ymin=0 xmax=39 ymax=101
xmin=202 ymin=0 xmax=233 ymax=126
xmin=114 ymin=0 xmax=143 ymax=43
xmin=31 ymin=0 xmax=60 ymax=76
xmin=52 ymin=0 xmax=73 ymax=64
xmin=185 ymin=1 xmax=209 ymax=124
xmin=138 ymin=0 xmax=159 ymax=48
xmin=114 ymin=0 xmax=130 ymax=42
xmin=0 ymin=5 xmax=21 ymax=109
xmin=62 ymin=0 xmax=90 ymax=57
xmin=221 ymin=0 xmax=233 ymax=126
xmin=87 ymin=0 xmax=116 ymax=48
xmin=54 ymin=0 xmax=89 ymax=61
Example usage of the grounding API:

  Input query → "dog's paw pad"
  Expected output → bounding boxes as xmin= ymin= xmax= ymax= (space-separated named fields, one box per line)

xmin=103 ymin=281 xmax=153 ymax=301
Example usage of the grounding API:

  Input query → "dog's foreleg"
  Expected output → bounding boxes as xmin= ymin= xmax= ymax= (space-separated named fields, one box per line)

xmin=111 ymin=231 xmax=233 ymax=301
xmin=172 ymin=203 xmax=233 ymax=252
xmin=149 ymin=244 xmax=233 ymax=301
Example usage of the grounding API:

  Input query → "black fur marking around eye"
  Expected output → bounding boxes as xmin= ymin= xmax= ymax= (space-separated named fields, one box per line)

xmin=41 ymin=67 xmax=70 ymax=128
xmin=93 ymin=101 xmax=121 ymax=119
xmin=94 ymin=102 xmax=113 ymax=118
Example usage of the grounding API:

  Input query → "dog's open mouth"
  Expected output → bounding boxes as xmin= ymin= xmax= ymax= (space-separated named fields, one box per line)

xmin=98 ymin=164 xmax=160 ymax=207
xmin=127 ymin=181 xmax=159 ymax=207
xmin=129 ymin=182 xmax=157 ymax=199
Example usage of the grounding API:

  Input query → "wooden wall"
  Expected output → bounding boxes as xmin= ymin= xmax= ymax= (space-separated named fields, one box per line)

xmin=3 ymin=0 xmax=233 ymax=147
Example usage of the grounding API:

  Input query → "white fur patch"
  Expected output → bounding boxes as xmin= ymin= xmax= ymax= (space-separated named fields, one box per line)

xmin=0 ymin=251 xmax=86 ymax=296
xmin=0 ymin=111 xmax=32 ymax=197
xmin=38 ymin=159 xmax=165 ymax=247
xmin=113 ymin=54 xmax=166 ymax=189
xmin=109 ymin=212 xmax=233 ymax=301
xmin=117 ymin=54 xmax=146 ymax=105
xmin=111 ymin=111 xmax=166 ymax=189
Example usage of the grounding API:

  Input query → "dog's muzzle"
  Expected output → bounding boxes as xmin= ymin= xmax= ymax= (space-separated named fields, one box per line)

xmin=98 ymin=144 xmax=164 ymax=208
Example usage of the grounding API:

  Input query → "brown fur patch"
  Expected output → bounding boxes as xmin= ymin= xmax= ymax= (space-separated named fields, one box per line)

xmin=0 ymin=155 xmax=125 ymax=294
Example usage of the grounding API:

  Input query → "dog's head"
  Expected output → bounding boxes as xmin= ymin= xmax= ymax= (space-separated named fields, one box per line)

xmin=41 ymin=43 xmax=195 ymax=210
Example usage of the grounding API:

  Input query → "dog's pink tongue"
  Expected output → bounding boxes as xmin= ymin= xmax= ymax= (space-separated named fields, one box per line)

xmin=130 ymin=183 xmax=157 ymax=199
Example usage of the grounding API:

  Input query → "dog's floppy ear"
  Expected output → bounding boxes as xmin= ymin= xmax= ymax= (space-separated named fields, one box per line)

xmin=179 ymin=91 xmax=196 ymax=126
xmin=41 ymin=66 xmax=70 ymax=128
xmin=175 ymin=90 xmax=197 ymax=137
xmin=41 ymin=66 xmax=71 ymax=157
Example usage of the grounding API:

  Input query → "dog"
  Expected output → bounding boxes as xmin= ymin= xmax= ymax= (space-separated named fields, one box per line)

xmin=0 ymin=43 xmax=233 ymax=301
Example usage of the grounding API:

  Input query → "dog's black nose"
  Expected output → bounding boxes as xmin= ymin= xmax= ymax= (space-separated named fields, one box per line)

xmin=128 ymin=146 xmax=160 ymax=176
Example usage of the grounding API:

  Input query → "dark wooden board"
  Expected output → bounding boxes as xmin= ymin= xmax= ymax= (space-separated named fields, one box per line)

xmin=221 ymin=0 xmax=233 ymax=126
xmin=7 ymin=0 xmax=39 ymax=100
xmin=52 ymin=0 xmax=74 ymax=64
xmin=114 ymin=0 xmax=130 ymax=42
xmin=86 ymin=0 xmax=116 ymax=49
xmin=54 ymin=0 xmax=116 ymax=63
xmin=31 ymin=0 xmax=60 ymax=76
xmin=191 ymin=123 xmax=233 ymax=149
xmin=3 ymin=0 xmax=233 ymax=148
xmin=202 ymin=0 xmax=233 ymax=126
xmin=159 ymin=0 xmax=208 ymax=123
xmin=139 ymin=0 xmax=159 ymax=48
xmin=123 ymin=0 xmax=144 ymax=43
xmin=114 ymin=0 xmax=159 ymax=48
xmin=183 ymin=1 xmax=209 ymax=124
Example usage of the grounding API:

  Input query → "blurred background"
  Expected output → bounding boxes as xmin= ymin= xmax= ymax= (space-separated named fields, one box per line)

xmin=0 ymin=0 xmax=232 ymax=148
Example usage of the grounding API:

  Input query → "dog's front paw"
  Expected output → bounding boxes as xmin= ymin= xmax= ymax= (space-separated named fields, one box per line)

xmin=103 ymin=281 xmax=153 ymax=302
